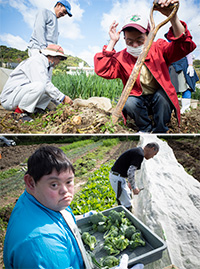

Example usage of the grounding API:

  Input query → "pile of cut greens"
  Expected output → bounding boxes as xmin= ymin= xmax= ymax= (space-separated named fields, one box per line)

xmin=81 ymin=210 xmax=146 ymax=268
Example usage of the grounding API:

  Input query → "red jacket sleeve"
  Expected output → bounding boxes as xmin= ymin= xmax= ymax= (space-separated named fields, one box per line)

xmin=94 ymin=45 xmax=123 ymax=79
xmin=162 ymin=21 xmax=196 ymax=65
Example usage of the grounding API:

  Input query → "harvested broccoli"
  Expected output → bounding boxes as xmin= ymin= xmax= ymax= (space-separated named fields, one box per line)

xmin=91 ymin=213 xmax=108 ymax=233
xmin=104 ymin=244 xmax=120 ymax=256
xmin=97 ymin=223 xmax=107 ymax=233
xmin=104 ymin=237 xmax=120 ymax=255
xmin=90 ymin=212 xmax=107 ymax=225
xmin=108 ymin=210 xmax=124 ymax=225
xmin=103 ymin=226 xmax=118 ymax=239
xmin=121 ymin=216 xmax=132 ymax=226
xmin=130 ymin=232 xmax=145 ymax=249
xmin=83 ymin=209 xmax=146 ymax=267
xmin=125 ymin=225 xmax=137 ymax=240
xmin=101 ymin=256 xmax=120 ymax=268
xmin=92 ymin=223 xmax=107 ymax=233
xmin=81 ymin=232 xmax=97 ymax=251
xmin=104 ymin=234 xmax=129 ymax=255
xmin=114 ymin=235 xmax=129 ymax=251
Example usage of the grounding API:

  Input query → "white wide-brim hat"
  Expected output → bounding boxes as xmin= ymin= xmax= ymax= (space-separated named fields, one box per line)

xmin=41 ymin=44 xmax=67 ymax=59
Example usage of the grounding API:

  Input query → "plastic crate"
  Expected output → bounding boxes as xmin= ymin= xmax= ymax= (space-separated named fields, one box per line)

xmin=77 ymin=206 xmax=167 ymax=267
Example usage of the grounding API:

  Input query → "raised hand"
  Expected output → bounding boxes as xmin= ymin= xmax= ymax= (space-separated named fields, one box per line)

xmin=109 ymin=20 xmax=121 ymax=43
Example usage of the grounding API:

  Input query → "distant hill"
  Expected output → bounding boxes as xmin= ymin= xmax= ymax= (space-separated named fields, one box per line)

xmin=0 ymin=45 xmax=28 ymax=63
xmin=0 ymin=45 xmax=89 ymax=68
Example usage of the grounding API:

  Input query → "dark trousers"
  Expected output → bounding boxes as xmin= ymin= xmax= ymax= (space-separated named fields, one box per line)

xmin=123 ymin=89 xmax=172 ymax=133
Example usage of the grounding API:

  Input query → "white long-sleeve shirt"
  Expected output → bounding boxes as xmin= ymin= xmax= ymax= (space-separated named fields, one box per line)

xmin=0 ymin=53 xmax=65 ymax=105
xmin=28 ymin=8 xmax=59 ymax=50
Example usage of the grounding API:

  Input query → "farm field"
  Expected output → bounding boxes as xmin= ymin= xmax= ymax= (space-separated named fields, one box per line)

xmin=1 ymin=101 xmax=200 ymax=134
xmin=0 ymin=73 xmax=199 ymax=134
xmin=0 ymin=136 xmax=199 ymax=267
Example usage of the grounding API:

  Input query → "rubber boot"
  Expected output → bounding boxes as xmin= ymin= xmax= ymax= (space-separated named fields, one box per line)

xmin=180 ymin=98 xmax=191 ymax=114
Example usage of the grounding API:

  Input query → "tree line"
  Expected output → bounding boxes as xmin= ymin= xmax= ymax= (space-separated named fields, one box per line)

xmin=0 ymin=45 xmax=89 ymax=68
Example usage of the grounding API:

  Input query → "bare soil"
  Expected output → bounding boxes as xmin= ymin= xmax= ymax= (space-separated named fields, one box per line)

xmin=1 ymin=138 xmax=199 ymax=181
xmin=0 ymin=103 xmax=200 ymax=134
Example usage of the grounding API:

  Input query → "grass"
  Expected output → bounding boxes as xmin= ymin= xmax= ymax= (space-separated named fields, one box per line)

xmin=52 ymin=72 xmax=200 ymax=102
xmin=192 ymin=87 xmax=200 ymax=100
xmin=52 ymin=72 xmax=123 ymax=101
xmin=0 ymin=168 xmax=20 ymax=181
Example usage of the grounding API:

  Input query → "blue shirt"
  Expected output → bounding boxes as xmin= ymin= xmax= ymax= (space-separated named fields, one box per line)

xmin=172 ymin=57 xmax=199 ymax=92
xmin=3 ymin=190 xmax=84 ymax=269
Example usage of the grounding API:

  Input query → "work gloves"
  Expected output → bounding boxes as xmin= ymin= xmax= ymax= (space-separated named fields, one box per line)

xmin=116 ymin=254 xmax=144 ymax=269
xmin=187 ymin=65 xmax=194 ymax=77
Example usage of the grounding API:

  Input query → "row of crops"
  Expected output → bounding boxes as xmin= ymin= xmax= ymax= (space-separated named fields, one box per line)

xmin=71 ymin=160 xmax=117 ymax=214
xmin=0 ymin=137 xmax=120 ymax=203
xmin=52 ymin=72 xmax=123 ymax=101
xmin=0 ymin=139 xmax=116 ymax=198
xmin=52 ymin=71 xmax=200 ymax=101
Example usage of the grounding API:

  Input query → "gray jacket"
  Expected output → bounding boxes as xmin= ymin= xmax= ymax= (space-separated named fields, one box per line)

xmin=28 ymin=8 xmax=59 ymax=50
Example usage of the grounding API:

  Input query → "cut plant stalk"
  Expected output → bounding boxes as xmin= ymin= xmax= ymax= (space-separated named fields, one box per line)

xmin=111 ymin=0 xmax=179 ymax=124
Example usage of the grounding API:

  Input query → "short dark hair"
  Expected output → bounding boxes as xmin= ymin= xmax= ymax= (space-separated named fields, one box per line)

xmin=26 ymin=146 xmax=74 ymax=183
xmin=145 ymin=142 xmax=159 ymax=152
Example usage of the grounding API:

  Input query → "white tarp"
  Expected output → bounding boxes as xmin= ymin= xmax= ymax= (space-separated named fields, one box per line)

xmin=133 ymin=135 xmax=200 ymax=269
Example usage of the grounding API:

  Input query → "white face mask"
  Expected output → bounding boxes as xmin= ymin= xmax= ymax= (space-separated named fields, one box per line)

xmin=126 ymin=44 xmax=144 ymax=58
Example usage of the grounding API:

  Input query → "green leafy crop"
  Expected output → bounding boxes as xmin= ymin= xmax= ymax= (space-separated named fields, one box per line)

xmin=101 ymin=256 xmax=119 ymax=267
xmin=81 ymin=232 xmax=97 ymax=251
xmin=130 ymin=232 xmax=146 ymax=249
xmin=71 ymin=161 xmax=117 ymax=214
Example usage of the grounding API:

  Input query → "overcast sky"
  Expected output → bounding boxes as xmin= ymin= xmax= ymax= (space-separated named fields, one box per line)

xmin=0 ymin=0 xmax=199 ymax=66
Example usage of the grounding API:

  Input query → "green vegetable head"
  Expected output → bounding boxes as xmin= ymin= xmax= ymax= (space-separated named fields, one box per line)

xmin=90 ymin=212 xmax=107 ymax=225
xmin=125 ymin=225 xmax=137 ymax=240
xmin=81 ymin=231 xmax=97 ymax=251
xmin=108 ymin=210 xmax=123 ymax=224
xmin=130 ymin=232 xmax=145 ymax=249
xmin=97 ymin=223 xmax=107 ymax=233
xmin=102 ymin=256 xmax=120 ymax=267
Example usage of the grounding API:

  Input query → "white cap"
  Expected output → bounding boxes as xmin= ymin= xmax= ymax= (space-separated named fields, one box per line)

xmin=122 ymin=14 xmax=150 ymax=33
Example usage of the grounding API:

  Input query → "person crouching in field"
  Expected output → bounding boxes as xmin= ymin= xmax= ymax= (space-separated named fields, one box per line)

xmin=94 ymin=0 xmax=196 ymax=133
xmin=0 ymin=44 xmax=73 ymax=122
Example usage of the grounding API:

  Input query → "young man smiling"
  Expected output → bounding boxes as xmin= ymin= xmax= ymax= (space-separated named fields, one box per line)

xmin=94 ymin=0 xmax=196 ymax=133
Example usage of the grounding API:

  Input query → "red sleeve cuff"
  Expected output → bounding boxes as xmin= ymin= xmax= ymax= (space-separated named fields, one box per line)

xmin=102 ymin=45 xmax=116 ymax=56
xmin=166 ymin=21 xmax=191 ymax=41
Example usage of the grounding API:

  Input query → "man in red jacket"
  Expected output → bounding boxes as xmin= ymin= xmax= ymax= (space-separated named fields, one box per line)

xmin=94 ymin=0 xmax=196 ymax=133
